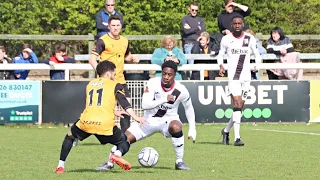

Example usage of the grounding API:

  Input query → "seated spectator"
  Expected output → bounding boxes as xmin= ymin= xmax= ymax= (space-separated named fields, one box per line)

xmin=266 ymin=27 xmax=294 ymax=80
xmin=43 ymin=43 xmax=76 ymax=80
xmin=95 ymin=0 xmax=124 ymax=39
xmin=218 ymin=0 xmax=251 ymax=35
xmin=151 ymin=35 xmax=187 ymax=80
xmin=275 ymin=52 xmax=303 ymax=80
xmin=0 ymin=46 xmax=14 ymax=80
xmin=191 ymin=31 xmax=219 ymax=80
xmin=246 ymin=29 xmax=267 ymax=80
xmin=13 ymin=44 xmax=38 ymax=80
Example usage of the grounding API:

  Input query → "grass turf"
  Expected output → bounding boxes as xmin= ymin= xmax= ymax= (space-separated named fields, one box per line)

xmin=0 ymin=123 xmax=319 ymax=180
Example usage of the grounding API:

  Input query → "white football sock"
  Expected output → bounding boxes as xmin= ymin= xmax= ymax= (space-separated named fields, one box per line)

xmin=114 ymin=150 xmax=122 ymax=157
xmin=107 ymin=145 xmax=117 ymax=166
xmin=58 ymin=160 xmax=65 ymax=168
xmin=224 ymin=115 xmax=234 ymax=133
xmin=233 ymin=111 xmax=242 ymax=141
xmin=171 ymin=136 xmax=184 ymax=164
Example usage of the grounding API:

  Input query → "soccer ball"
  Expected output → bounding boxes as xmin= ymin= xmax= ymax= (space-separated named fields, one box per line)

xmin=138 ymin=147 xmax=159 ymax=167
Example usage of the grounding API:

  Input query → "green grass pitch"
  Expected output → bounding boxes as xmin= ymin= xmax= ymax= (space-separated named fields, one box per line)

xmin=1 ymin=123 xmax=319 ymax=180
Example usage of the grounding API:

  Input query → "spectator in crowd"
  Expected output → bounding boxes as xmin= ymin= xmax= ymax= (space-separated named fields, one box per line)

xmin=266 ymin=27 xmax=294 ymax=80
xmin=181 ymin=2 xmax=206 ymax=76
xmin=246 ymin=29 xmax=267 ymax=80
xmin=266 ymin=27 xmax=302 ymax=80
xmin=218 ymin=0 xmax=251 ymax=35
xmin=95 ymin=0 xmax=124 ymax=39
xmin=89 ymin=15 xmax=139 ymax=134
xmin=13 ymin=44 xmax=38 ymax=80
xmin=190 ymin=31 xmax=220 ymax=80
xmin=43 ymin=43 xmax=76 ymax=80
xmin=151 ymin=35 xmax=187 ymax=80
xmin=0 ymin=46 xmax=14 ymax=80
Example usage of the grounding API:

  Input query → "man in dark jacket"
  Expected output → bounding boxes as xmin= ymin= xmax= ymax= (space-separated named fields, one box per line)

xmin=181 ymin=2 xmax=206 ymax=77
xmin=95 ymin=0 xmax=124 ymax=39
xmin=218 ymin=0 xmax=251 ymax=35
xmin=0 ymin=46 xmax=14 ymax=80
xmin=191 ymin=32 xmax=219 ymax=80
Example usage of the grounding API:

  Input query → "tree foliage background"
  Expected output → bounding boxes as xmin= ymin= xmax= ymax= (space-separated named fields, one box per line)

xmin=0 ymin=0 xmax=320 ymax=59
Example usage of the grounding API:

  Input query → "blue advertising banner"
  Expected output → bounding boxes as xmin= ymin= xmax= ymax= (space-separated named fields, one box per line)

xmin=0 ymin=81 xmax=40 ymax=124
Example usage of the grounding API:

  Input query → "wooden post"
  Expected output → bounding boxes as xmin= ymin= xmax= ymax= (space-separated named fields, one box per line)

xmin=88 ymin=33 xmax=95 ymax=79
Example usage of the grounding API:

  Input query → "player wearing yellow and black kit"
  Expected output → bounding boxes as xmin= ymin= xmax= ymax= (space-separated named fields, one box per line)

xmin=54 ymin=61 xmax=146 ymax=174
xmin=89 ymin=15 xmax=139 ymax=132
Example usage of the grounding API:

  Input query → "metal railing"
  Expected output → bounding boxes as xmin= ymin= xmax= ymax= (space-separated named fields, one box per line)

xmin=1 ymin=62 xmax=320 ymax=80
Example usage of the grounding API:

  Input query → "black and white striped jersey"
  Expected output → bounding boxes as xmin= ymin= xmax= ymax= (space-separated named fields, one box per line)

xmin=217 ymin=32 xmax=262 ymax=81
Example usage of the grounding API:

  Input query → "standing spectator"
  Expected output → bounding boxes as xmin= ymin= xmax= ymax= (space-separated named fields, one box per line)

xmin=191 ymin=32 xmax=219 ymax=80
xmin=0 ymin=46 xmax=14 ymax=80
xmin=151 ymin=35 xmax=187 ymax=80
xmin=95 ymin=0 xmax=124 ymax=39
xmin=43 ymin=43 xmax=76 ymax=80
xmin=246 ymin=29 xmax=267 ymax=80
xmin=13 ymin=44 xmax=38 ymax=80
xmin=266 ymin=27 xmax=294 ymax=80
xmin=181 ymin=2 xmax=206 ymax=76
xmin=218 ymin=0 xmax=251 ymax=35
xmin=89 ymin=15 xmax=139 ymax=133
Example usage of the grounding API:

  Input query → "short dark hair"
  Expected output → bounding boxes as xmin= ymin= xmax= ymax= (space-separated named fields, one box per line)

xmin=108 ymin=15 xmax=121 ymax=25
xmin=161 ymin=61 xmax=177 ymax=73
xmin=23 ymin=44 xmax=32 ymax=50
xmin=189 ymin=2 xmax=198 ymax=7
xmin=55 ymin=43 xmax=66 ymax=53
xmin=225 ymin=0 xmax=235 ymax=6
xmin=270 ymin=27 xmax=285 ymax=40
xmin=232 ymin=15 xmax=244 ymax=22
xmin=96 ymin=60 xmax=116 ymax=77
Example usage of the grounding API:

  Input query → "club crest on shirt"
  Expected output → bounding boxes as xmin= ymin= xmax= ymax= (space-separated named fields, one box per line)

xmin=242 ymin=36 xmax=251 ymax=47
xmin=243 ymin=39 xmax=249 ymax=46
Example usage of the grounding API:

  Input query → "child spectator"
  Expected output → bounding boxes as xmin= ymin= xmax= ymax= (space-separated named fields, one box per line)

xmin=13 ymin=44 xmax=38 ymax=80
xmin=43 ymin=43 xmax=76 ymax=80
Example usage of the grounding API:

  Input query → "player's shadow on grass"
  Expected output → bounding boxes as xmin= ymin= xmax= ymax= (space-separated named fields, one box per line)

xmin=132 ymin=166 xmax=173 ymax=170
xmin=78 ymin=143 xmax=101 ymax=146
xmin=69 ymin=169 xmax=154 ymax=174
xmin=197 ymin=141 xmax=224 ymax=145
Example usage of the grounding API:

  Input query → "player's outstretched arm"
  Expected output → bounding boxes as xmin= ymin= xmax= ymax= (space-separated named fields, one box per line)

xmin=89 ymin=54 xmax=98 ymax=70
xmin=125 ymin=108 xmax=147 ymax=125
xmin=115 ymin=84 xmax=147 ymax=125
xmin=181 ymin=92 xmax=196 ymax=143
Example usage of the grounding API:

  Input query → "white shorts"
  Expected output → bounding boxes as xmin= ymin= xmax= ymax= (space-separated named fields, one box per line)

xmin=227 ymin=80 xmax=250 ymax=100
xmin=127 ymin=116 xmax=180 ymax=141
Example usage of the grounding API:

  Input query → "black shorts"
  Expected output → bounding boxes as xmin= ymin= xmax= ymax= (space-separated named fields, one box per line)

xmin=121 ymin=83 xmax=131 ymax=98
xmin=71 ymin=124 xmax=127 ymax=145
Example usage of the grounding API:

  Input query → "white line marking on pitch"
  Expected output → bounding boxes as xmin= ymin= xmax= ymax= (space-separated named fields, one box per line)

xmin=252 ymin=129 xmax=320 ymax=136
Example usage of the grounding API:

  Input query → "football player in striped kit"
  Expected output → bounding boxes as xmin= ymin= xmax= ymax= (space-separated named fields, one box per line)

xmin=217 ymin=15 xmax=261 ymax=146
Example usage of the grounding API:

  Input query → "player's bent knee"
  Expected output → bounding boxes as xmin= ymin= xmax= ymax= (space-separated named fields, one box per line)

xmin=170 ymin=130 xmax=183 ymax=138
xmin=169 ymin=120 xmax=182 ymax=134
xmin=125 ymin=130 xmax=136 ymax=144
xmin=65 ymin=134 xmax=75 ymax=141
